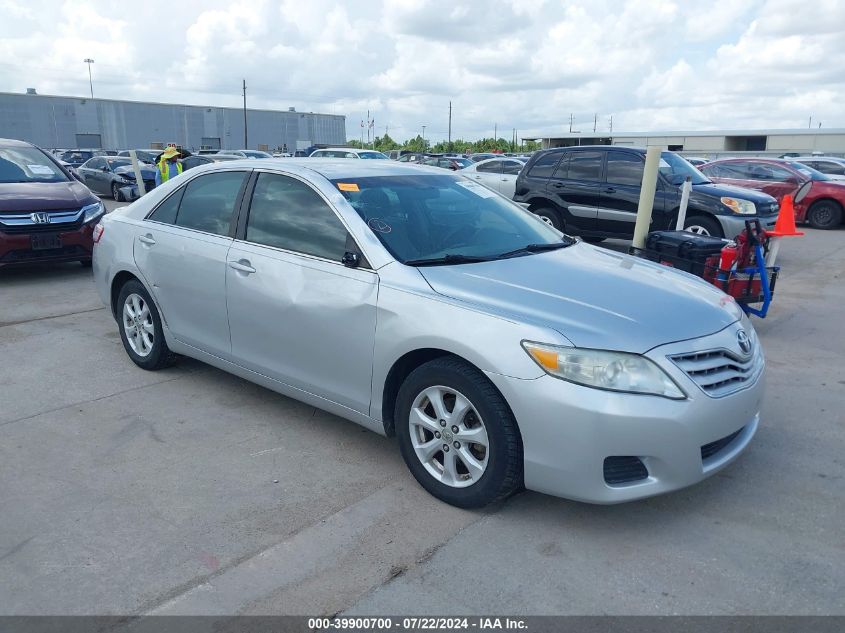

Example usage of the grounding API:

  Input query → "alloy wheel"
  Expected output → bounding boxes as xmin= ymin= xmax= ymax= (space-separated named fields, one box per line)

xmin=686 ymin=224 xmax=711 ymax=236
xmin=122 ymin=293 xmax=154 ymax=357
xmin=409 ymin=385 xmax=489 ymax=488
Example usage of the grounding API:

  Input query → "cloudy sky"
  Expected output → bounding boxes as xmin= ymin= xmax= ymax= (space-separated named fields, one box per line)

xmin=1 ymin=0 xmax=843 ymax=143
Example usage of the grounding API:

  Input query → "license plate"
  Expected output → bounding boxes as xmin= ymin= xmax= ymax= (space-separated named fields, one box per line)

xmin=31 ymin=233 xmax=62 ymax=250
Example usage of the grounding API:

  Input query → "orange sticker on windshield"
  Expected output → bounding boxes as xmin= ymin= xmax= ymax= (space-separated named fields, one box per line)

xmin=337 ymin=183 xmax=359 ymax=192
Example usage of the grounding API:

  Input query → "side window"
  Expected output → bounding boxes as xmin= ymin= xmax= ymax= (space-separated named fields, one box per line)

xmin=173 ymin=171 xmax=246 ymax=236
xmin=819 ymin=161 xmax=845 ymax=175
xmin=476 ymin=160 xmax=503 ymax=174
xmin=551 ymin=153 xmax=571 ymax=179
xmin=766 ymin=165 xmax=796 ymax=182
xmin=89 ymin=158 xmax=104 ymax=170
xmin=567 ymin=151 xmax=604 ymax=182
xmin=503 ymin=161 xmax=523 ymax=175
xmin=528 ymin=152 xmax=562 ymax=179
xmin=606 ymin=152 xmax=645 ymax=186
xmin=148 ymin=189 xmax=184 ymax=225
xmin=245 ymin=173 xmax=350 ymax=261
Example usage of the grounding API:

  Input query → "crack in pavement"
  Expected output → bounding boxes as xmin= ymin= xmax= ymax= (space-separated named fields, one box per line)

xmin=0 ymin=306 xmax=106 ymax=329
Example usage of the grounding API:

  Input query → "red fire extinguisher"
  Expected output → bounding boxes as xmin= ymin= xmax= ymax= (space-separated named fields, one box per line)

xmin=718 ymin=241 xmax=739 ymax=281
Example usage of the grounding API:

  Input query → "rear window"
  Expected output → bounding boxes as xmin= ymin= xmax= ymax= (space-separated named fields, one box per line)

xmin=0 ymin=146 xmax=68 ymax=183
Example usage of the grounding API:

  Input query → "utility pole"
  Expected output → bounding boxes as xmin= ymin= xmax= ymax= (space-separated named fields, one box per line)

xmin=421 ymin=125 xmax=426 ymax=148
xmin=83 ymin=59 xmax=94 ymax=99
xmin=609 ymin=115 xmax=613 ymax=134
xmin=242 ymin=79 xmax=248 ymax=148
xmin=808 ymin=116 xmax=812 ymax=129
xmin=569 ymin=113 xmax=573 ymax=133
xmin=494 ymin=123 xmax=497 ymax=140
xmin=593 ymin=113 xmax=597 ymax=133
xmin=448 ymin=101 xmax=452 ymax=151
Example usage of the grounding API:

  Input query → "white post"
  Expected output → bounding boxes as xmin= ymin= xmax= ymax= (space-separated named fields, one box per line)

xmin=675 ymin=176 xmax=692 ymax=230
xmin=129 ymin=150 xmax=146 ymax=198
xmin=764 ymin=238 xmax=781 ymax=267
xmin=632 ymin=145 xmax=662 ymax=250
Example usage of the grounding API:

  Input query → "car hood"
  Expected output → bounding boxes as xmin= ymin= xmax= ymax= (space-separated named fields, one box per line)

xmin=114 ymin=165 xmax=157 ymax=179
xmin=0 ymin=181 xmax=98 ymax=212
xmin=418 ymin=243 xmax=743 ymax=354
xmin=692 ymin=181 xmax=777 ymax=203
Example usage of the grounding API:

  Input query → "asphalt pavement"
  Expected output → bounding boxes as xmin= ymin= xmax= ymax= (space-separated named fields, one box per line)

xmin=0 ymin=199 xmax=842 ymax=615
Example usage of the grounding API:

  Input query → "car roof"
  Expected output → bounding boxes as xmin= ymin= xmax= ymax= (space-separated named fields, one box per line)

xmin=791 ymin=155 xmax=845 ymax=161
xmin=313 ymin=148 xmax=383 ymax=153
xmin=0 ymin=138 xmax=36 ymax=148
xmin=191 ymin=158 xmax=450 ymax=179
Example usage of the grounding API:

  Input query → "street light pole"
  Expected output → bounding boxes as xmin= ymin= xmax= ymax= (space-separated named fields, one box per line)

xmin=242 ymin=79 xmax=248 ymax=149
xmin=83 ymin=59 xmax=94 ymax=99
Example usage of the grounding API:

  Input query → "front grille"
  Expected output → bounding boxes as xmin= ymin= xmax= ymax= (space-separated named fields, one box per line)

xmin=0 ymin=209 xmax=83 ymax=234
xmin=701 ymin=427 xmax=744 ymax=461
xmin=670 ymin=347 xmax=763 ymax=398
xmin=604 ymin=456 xmax=648 ymax=485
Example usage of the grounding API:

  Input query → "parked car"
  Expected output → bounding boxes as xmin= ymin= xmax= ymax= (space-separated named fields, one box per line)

xmin=469 ymin=153 xmax=500 ymax=162
xmin=788 ymin=156 xmax=845 ymax=180
xmin=700 ymin=158 xmax=845 ymax=229
xmin=0 ymin=138 xmax=104 ymax=267
xmin=273 ymin=152 xmax=293 ymax=158
xmin=77 ymin=156 xmax=157 ymax=200
xmin=397 ymin=152 xmax=427 ymax=163
xmin=93 ymin=159 xmax=763 ymax=507
xmin=387 ymin=150 xmax=414 ymax=160
xmin=514 ymin=146 xmax=780 ymax=239
xmin=116 ymin=149 xmax=163 ymax=164
xmin=309 ymin=148 xmax=389 ymax=159
xmin=59 ymin=149 xmax=108 ymax=168
xmin=216 ymin=150 xmax=274 ymax=159
xmin=461 ymin=157 xmax=526 ymax=198
xmin=419 ymin=156 xmax=473 ymax=171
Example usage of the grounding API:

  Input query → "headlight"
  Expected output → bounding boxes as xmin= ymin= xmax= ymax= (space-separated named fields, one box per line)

xmin=721 ymin=197 xmax=756 ymax=215
xmin=82 ymin=201 xmax=105 ymax=223
xmin=522 ymin=341 xmax=685 ymax=399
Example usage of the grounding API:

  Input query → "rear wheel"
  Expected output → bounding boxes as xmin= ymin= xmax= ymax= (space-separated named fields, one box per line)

xmin=684 ymin=215 xmax=723 ymax=238
xmin=532 ymin=206 xmax=563 ymax=231
xmin=396 ymin=357 xmax=523 ymax=508
xmin=806 ymin=200 xmax=842 ymax=230
xmin=116 ymin=280 xmax=175 ymax=370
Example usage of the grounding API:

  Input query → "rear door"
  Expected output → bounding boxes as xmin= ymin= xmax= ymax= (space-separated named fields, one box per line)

xmin=470 ymin=160 xmax=504 ymax=191
xmin=546 ymin=150 xmax=603 ymax=232
xmin=84 ymin=158 xmax=107 ymax=193
xmin=133 ymin=170 xmax=249 ymax=359
xmin=498 ymin=159 xmax=524 ymax=198
xmin=225 ymin=171 xmax=378 ymax=414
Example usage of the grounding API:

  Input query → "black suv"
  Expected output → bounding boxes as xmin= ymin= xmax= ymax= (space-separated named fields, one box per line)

xmin=513 ymin=146 xmax=780 ymax=240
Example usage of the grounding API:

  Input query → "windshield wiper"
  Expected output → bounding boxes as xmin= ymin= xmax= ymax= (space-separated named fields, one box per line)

xmin=404 ymin=254 xmax=492 ymax=267
xmin=493 ymin=240 xmax=574 ymax=260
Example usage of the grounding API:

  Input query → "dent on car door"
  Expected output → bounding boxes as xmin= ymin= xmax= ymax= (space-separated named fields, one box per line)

xmin=225 ymin=172 xmax=378 ymax=414
xmin=133 ymin=171 xmax=249 ymax=359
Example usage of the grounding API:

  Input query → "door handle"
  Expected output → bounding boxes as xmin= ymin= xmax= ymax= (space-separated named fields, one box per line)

xmin=228 ymin=260 xmax=256 ymax=274
xmin=474 ymin=175 xmax=483 ymax=179
xmin=550 ymin=182 xmax=564 ymax=188
xmin=603 ymin=187 xmax=616 ymax=194
xmin=138 ymin=234 xmax=156 ymax=245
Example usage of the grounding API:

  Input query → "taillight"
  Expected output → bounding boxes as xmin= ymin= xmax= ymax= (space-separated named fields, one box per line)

xmin=93 ymin=223 xmax=105 ymax=244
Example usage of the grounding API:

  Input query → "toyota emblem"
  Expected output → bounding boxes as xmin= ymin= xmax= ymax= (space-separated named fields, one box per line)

xmin=736 ymin=330 xmax=752 ymax=355
xmin=31 ymin=212 xmax=51 ymax=224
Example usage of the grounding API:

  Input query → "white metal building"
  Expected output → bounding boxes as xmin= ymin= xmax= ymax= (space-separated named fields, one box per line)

xmin=527 ymin=128 xmax=845 ymax=158
xmin=0 ymin=91 xmax=346 ymax=152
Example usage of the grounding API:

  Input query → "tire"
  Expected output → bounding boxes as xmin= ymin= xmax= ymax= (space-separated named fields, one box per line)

xmin=112 ymin=182 xmax=123 ymax=201
xmin=806 ymin=200 xmax=842 ymax=230
xmin=684 ymin=215 xmax=723 ymax=238
xmin=532 ymin=206 xmax=563 ymax=231
xmin=395 ymin=357 xmax=523 ymax=508
xmin=116 ymin=279 xmax=175 ymax=370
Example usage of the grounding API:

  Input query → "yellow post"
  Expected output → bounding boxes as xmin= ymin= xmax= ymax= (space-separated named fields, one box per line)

xmin=632 ymin=145 xmax=662 ymax=250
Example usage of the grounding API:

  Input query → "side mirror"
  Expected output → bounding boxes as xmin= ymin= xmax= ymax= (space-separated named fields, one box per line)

xmin=101 ymin=166 xmax=109 ymax=172
xmin=341 ymin=252 xmax=360 ymax=268
xmin=795 ymin=180 xmax=812 ymax=204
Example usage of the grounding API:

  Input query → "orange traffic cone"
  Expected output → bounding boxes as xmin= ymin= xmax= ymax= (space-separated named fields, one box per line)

xmin=768 ymin=195 xmax=804 ymax=237
xmin=765 ymin=194 xmax=803 ymax=267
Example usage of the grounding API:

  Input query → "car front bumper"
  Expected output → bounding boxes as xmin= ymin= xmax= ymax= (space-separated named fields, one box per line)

xmin=0 ymin=223 xmax=95 ymax=267
xmin=485 ymin=322 xmax=764 ymax=504
xmin=716 ymin=212 xmax=778 ymax=239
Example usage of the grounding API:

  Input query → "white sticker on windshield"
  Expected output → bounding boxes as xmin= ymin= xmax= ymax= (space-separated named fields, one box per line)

xmin=456 ymin=180 xmax=496 ymax=198
xmin=28 ymin=164 xmax=55 ymax=175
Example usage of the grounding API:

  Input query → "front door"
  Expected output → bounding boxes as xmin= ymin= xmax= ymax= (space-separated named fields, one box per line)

xmin=133 ymin=170 xmax=249 ymax=359
xmin=546 ymin=150 xmax=603 ymax=233
xmin=226 ymin=171 xmax=378 ymax=414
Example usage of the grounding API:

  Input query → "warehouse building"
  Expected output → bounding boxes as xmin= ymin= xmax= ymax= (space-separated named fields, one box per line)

xmin=0 ymin=91 xmax=346 ymax=152
xmin=527 ymin=128 xmax=845 ymax=158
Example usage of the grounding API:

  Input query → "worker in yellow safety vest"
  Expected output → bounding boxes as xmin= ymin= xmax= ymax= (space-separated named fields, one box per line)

xmin=155 ymin=147 xmax=183 ymax=187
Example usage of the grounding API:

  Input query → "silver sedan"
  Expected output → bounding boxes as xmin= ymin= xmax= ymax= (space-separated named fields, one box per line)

xmin=92 ymin=159 xmax=764 ymax=507
xmin=461 ymin=157 xmax=526 ymax=198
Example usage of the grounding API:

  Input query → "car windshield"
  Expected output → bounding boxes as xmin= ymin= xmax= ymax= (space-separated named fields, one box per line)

xmin=0 ymin=146 xmax=69 ymax=183
xmin=660 ymin=152 xmax=710 ymax=185
xmin=454 ymin=158 xmax=473 ymax=168
xmin=358 ymin=152 xmax=389 ymax=159
xmin=331 ymin=174 xmax=570 ymax=264
xmin=790 ymin=162 xmax=830 ymax=181
xmin=243 ymin=151 xmax=272 ymax=159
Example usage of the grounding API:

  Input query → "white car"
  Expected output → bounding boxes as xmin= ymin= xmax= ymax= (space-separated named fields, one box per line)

xmin=461 ymin=157 xmax=526 ymax=198
xmin=309 ymin=148 xmax=389 ymax=159
xmin=789 ymin=156 xmax=845 ymax=181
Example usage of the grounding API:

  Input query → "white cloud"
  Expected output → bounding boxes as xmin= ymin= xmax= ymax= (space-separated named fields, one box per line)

xmin=0 ymin=0 xmax=842 ymax=144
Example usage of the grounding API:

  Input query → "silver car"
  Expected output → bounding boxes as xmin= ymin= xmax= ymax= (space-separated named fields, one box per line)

xmin=461 ymin=157 xmax=526 ymax=198
xmin=92 ymin=159 xmax=764 ymax=507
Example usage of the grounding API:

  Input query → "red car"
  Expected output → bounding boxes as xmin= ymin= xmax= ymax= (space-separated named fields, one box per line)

xmin=0 ymin=138 xmax=104 ymax=267
xmin=700 ymin=158 xmax=844 ymax=229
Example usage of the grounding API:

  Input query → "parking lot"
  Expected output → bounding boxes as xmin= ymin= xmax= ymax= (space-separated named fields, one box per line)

xmin=1 ymin=198 xmax=843 ymax=616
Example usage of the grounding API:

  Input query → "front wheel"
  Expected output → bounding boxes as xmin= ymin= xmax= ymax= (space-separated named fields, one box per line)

xmin=806 ymin=200 xmax=842 ymax=230
xmin=684 ymin=215 xmax=723 ymax=238
xmin=395 ymin=357 xmax=523 ymax=508
xmin=532 ymin=206 xmax=563 ymax=231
